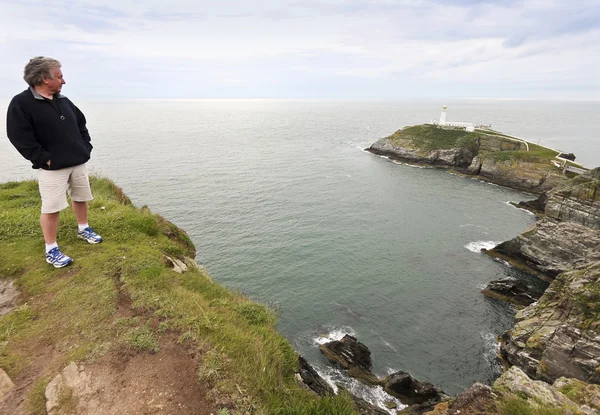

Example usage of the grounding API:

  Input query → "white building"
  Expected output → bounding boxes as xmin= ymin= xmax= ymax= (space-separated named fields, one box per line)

xmin=436 ymin=105 xmax=475 ymax=132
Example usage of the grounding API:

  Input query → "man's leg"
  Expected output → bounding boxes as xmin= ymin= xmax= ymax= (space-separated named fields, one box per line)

xmin=39 ymin=167 xmax=72 ymax=267
xmin=72 ymin=200 xmax=88 ymax=225
xmin=40 ymin=212 xmax=60 ymax=244
xmin=69 ymin=164 xmax=102 ymax=244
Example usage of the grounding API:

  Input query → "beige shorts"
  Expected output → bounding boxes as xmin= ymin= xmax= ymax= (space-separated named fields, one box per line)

xmin=39 ymin=164 xmax=93 ymax=214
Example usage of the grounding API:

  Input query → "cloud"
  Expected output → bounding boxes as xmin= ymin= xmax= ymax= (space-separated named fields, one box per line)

xmin=0 ymin=0 xmax=598 ymax=98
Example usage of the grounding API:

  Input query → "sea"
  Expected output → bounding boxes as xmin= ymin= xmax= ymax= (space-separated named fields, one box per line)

xmin=2 ymin=99 xmax=599 ymax=412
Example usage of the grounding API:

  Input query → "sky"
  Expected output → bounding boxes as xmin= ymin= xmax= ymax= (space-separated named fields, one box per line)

xmin=0 ymin=0 xmax=598 ymax=99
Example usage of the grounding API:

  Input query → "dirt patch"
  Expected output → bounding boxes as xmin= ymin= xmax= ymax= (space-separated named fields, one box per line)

xmin=67 ymin=335 xmax=215 ymax=415
xmin=0 ymin=279 xmax=19 ymax=316
xmin=0 ymin=343 xmax=62 ymax=414
xmin=1 ymin=334 xmax=217 ymax=415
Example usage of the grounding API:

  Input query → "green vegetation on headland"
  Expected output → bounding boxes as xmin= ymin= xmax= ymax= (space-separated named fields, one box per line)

xmin=368 ymin=124 xmax=591 ymax=194
xmin=387 ymin=124 xmax=479 ymax=152
xmin=387 ymin=124 xmax=559 ymax=162
xmin=0 ymin=177 xmax=356 ymax=414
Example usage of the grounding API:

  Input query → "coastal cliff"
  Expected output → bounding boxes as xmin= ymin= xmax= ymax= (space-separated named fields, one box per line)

xmin=3 ymin=171 xmax=599 ymax=413
xmin=367 ymin=124 xmax=571 ymax=194
xmin=500 ymin=262 xmax=600 ymax=384
xmin=0 ymin=178 xmax=357 ymax=415
xmin=488 ymin=168 xmax=600 ymax=277
xmin=368 ymin=127 xmax=600 ymax=413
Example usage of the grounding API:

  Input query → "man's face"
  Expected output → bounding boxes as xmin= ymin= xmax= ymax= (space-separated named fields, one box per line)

xmin=44 ymin=67 xmax=66 ymax=94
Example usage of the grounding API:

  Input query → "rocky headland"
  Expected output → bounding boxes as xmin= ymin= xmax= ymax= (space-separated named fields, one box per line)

xmin=366 ymin=126 xmax=600 ymax=413
xmin=367 ymin=124 xmax=575 ymax=194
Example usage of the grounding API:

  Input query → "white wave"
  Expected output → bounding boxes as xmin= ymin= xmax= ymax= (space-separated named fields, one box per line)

xmin=481 ymin=331 xmax=502 ymax=376
xmin=392 ymin=160 xmax=428 ymax=168
xmin=312 ymin=364 xmax=406 ymax=414
xmin=464 ymin=241 xmax=499 ymax=252
xmin=459 ymin=224 xmax=488 ymax=229
xmin=313 ymin=326 xmax=357 ymax=345
xmin=493 ymin=257 xmax=511 ymax=266
xmin=505 ymin=201 xmax=537 ymax=216
xmin=382 ymin=339 xmax=399 ymax=354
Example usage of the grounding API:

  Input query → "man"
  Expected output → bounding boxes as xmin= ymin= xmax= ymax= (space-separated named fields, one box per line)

xmin=6 ymin=56 xmax=102 ymax=268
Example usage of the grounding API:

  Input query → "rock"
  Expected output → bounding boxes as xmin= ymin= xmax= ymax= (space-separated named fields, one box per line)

xmin=423 ymin=401 xmax=449 ymax=415
xmin=45 ymin=362 xmax=92 ymax=414
xmin=446 ymin=383 xmax=496 ymax=415
xmin=45 ymin=373 xmax=65 ymax=414
xmin=0 ymin=280 xmax=18 ymax=317
xmin=473 ymin=157 xmax=565 ymax=194
xmin=553 ymin=377 xmax=600 ymax=411
xmin=398 ymin=399 xmax=447 ymax=415
xmin=489 ymin=218 xmax=600 ymax=278
xmin=296 ymin=356 xmax=334 ymax=396
xmin=516 ymin=192 xmax=548 ymax=215
xmin=163 ymin=255 xmax=188 ymax=273
xmin=428 ymin=148 xmax=475 ymax=167
xmin=382 ymin=371 xmax=448 ymax=406
xmin=0 ymin=369 xmax=15 ymax=402
xmin=500 ymin=262 xmax=600 ymax=384
xmin=482 ymin=277 xmax=540 ymax=306
xmin=494 ymin=366 xmax=578 ymax=409
xmin=545 ymin=194 xmax=600 ymax=230
xmin=559 ymin=153 xmax=576 ymax=161
xmin=319 ymin=335 xmax=380 ymax=385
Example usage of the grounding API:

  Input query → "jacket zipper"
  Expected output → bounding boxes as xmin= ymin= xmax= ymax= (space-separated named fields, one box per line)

xmin=48 ymin=97 xmax=65 ymax=120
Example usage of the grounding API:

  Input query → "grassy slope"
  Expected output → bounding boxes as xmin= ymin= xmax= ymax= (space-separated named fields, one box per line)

xmin=387 ymin=124 xmax=479 ymax=152
xmin=386 ymin=124 xmax=562 ymax=165
xmin=0 ymin=177 xmax=356 ymax=415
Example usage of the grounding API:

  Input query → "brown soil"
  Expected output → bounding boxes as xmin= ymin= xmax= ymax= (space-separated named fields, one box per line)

xmin=1 ymin=334 xmax=217 ymax=415
xmin=78 ymin=335 xmax=215 ymax=415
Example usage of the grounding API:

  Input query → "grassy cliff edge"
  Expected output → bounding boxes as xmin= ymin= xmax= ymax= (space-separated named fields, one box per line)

xmin=0 ymin=177 xmax=356 ymax=414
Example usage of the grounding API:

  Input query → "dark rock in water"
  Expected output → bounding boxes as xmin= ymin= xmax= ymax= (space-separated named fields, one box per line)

xmin=397 ymin=400 xmax=444 ymax=415
xmin=558 ymin=152 xmax=576 ymax=161
xmin=482 ymin=277 xmax=540 ymax=307
xmin=516 ymin=192 xmax=547 ymax=215
xmin=320 ymin=335 xmax=380 ymax=385
xmin=296 ymin=356 xmax=334 ymax=397
xmin=446 ymin=383 xmax=496 ymax=415
xmin=382 ymin=371 xmax=448 ymax=406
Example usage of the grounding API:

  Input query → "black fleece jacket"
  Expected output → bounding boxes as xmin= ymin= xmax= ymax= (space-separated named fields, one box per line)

xmin=6 ymin=88 xmax=92 ymax=170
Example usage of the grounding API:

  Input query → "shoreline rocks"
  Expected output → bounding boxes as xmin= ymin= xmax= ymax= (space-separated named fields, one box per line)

xmin=482 ymin=277 xmax=541 ymax=307
xmin=318 ymin=335 xmax=449 ymax=413
xmin=499 ymin=262 xmax=600 ymax=385
xmin=382 ymin=371 xmax=449 ymax=406
xmin=319 ymin=334 xmax=380 ymax=385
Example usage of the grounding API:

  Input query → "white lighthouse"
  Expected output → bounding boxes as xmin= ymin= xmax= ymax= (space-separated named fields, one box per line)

xmin=436 ymin=105 xmax=476 ymax=132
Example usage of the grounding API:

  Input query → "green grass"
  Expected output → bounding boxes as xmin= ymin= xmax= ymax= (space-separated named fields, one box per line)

xmin=26 ymin=377 xmax=50 ymax=415
xmin=0 ymin=177 xmax=357 ymax=414
xmin=387 ymin=124 xmax=480 ymax=152
xmin=494 ymin=396 xmax=565 ymax=415
xmin=384 ymin=125 xmax=563 ymax=168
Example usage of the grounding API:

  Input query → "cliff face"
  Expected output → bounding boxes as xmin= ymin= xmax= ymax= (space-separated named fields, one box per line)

xmin=500 ymin=262 xmax=600 ymax=385
xmin=467 ymin=157 xmax=565 ymax=193
xmin=493 ymin=169 xmax=600 ymax=388
xmin=490 ymin=168 xmax=600 ymax=277
xmin=368 ymin=138 xmax=475 ymax=168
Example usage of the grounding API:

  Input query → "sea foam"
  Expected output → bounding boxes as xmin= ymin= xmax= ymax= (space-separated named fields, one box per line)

xmin=465 ymin=241 xmax=499 ymax=252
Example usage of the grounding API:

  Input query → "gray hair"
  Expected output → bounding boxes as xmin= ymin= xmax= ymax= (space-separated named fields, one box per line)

xmin=23 ymin=56 xmax=62 ymax=86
